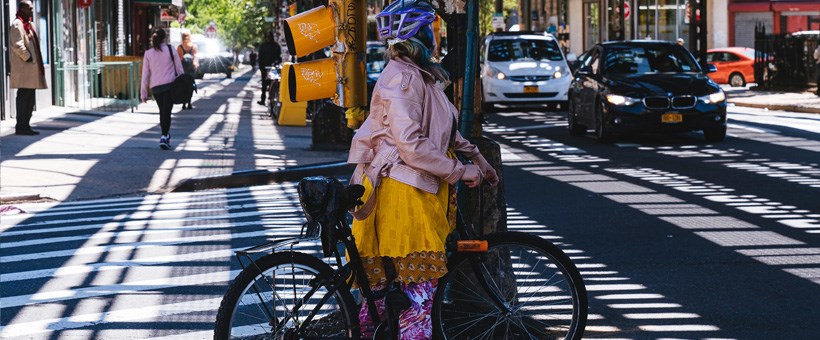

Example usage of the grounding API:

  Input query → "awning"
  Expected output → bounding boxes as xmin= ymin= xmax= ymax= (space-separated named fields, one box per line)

xmin=771 ymin=1 xmax=820 ymax=13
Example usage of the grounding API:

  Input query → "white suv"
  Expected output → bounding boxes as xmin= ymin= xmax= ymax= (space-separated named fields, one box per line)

xmin=481 ymin=32 xmax=571 ymax=112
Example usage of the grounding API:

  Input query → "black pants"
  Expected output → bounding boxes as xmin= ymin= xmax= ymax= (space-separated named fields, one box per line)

xmin=15 ymin=88 xmax=36 ymax=132
xmin=154 ymin=90 xmax=174 ymax=136
xmin=816 ymin=63 xmax=820 ymax=95
xmin=260 ymin=68 xmax=270 ymax=102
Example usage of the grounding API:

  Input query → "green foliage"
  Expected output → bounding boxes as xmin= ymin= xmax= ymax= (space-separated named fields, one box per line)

xmin=479 ymin=0 xmax=518 ymax=36
xmin=183 ymin=0 xmax=272 ymax=50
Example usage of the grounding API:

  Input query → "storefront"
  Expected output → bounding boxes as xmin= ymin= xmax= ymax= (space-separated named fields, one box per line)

xmin=2 ymin=0 xmax=9 ymax=120
xmin=568 ymin=0 xmax=729 ymax=55
xmin=2 ymin=0 xmax=54 ymax=121
xmin=729 ymin=0 xmax=820 ymax=48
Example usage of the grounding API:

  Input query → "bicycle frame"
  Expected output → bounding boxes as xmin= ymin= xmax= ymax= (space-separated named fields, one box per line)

xmin=231 ymin=183 xmax=514 ymax=338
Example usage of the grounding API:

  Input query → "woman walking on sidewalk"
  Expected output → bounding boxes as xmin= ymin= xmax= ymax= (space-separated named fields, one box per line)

xmin=347 ymin=1 xmax=499 ymax=338
xmin=141 ymin=28 xmax=184 ymax=150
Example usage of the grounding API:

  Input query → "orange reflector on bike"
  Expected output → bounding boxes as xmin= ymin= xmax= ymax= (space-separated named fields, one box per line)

xmin=457 ymin=240 xmax=488 ymax=252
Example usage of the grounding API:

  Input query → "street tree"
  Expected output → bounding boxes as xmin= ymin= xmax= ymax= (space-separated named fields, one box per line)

xmin=183 ymin=0 xmax=270 ymax=58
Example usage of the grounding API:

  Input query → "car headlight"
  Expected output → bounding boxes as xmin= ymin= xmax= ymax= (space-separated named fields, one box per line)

xmin=606 ymin=94 xmax=641 ymax=106
xmin=699 ymin=90 xmax=726 ymax=104
xmin=553 ymin=70 xmax=563 ymax=79
xmin=486 ymin=67 xmax=506 ymax=80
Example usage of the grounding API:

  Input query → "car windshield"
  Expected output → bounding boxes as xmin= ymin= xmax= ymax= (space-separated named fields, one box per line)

xmin=487 ymin=38 xmax=564 ymax=62
xmin=604 ymin=45 xmax=700 ymax=74
xmin=367 ymin=44 xmax=386 ymax=74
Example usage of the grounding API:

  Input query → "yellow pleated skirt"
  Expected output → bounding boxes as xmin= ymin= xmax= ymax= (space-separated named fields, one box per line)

xmin=352 ymin=165 xmax=457 ymax=285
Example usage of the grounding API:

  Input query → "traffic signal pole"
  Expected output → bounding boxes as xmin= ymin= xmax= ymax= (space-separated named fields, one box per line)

xmin=458 ymin=0 xmax=478 ymax=137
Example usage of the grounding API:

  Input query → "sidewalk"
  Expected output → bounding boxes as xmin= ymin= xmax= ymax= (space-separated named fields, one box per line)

xmin=725 ymin=86 xmax=820 ymax=114
xmin=0 ymin=66 xmax=348 ymax=203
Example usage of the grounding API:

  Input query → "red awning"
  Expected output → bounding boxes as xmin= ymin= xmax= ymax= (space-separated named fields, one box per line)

xmin=728 ymin=2 xmax=771 ymax=12
xmin=771 ymin=1 xmax=820 ymax=12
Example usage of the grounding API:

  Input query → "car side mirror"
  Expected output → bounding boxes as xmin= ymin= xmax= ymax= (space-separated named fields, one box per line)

xmin=576 ymin=65 xmax=592 ymax=76
xmin=566 ymin=53 xmax=577 ymax=63
xmin=706 ymin=64 xmax=718 ymax=73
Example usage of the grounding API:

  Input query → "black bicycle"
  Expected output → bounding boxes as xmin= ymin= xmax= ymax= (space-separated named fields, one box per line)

xmin=214 ymin=176 xmax=587 ymax=339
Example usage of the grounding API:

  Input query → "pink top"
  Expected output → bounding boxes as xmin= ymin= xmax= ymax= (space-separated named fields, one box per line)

xmin=141 ymin=43 xmax=185 ymax=101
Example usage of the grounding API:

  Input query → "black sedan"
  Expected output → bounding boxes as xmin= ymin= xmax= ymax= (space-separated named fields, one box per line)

xmin=568 ymin=41 xmax=727 ymax=142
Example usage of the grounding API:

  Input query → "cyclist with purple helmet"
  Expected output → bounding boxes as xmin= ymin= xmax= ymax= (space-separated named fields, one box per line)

xmin=347 ymin=1 xmax=499 ymax=338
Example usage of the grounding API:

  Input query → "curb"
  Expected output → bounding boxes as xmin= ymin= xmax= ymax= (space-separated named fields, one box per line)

xmin=728 ymin=101 xmax=820 ymax=114
xmin=172 ymin=161 xmax=354 ymax=192
xmin=0 ymin=192 xmax=42 ymax=203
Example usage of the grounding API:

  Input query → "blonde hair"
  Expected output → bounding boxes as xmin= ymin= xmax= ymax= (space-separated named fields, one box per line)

xmin=181 ymin=32 xmax=191 ymax=41
xmin=386 ymin=39 xmax=448 ymax=84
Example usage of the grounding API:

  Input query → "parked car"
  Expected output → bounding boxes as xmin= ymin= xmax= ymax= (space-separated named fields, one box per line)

xmin=192 ymin=35 xmax=234 ymax=79
xmin=706 ymin=47 xmax=756 ymax=87
xmin=481 ymin=32 xmax=572 ymax=112
xmin=568 ymin=40 xmax=727 ymax=142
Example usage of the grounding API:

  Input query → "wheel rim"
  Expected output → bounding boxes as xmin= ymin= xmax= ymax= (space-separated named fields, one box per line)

xmin=730 ymin=74 xmax=744 ymax=87
xmin=436 ymin=243 xmax=582 ymax=339
xmin=226 ymin=262 xmax=351 ymax=339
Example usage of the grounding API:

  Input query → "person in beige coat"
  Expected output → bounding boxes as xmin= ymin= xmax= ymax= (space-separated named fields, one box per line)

xmin=9 ymin=0 xmax=47 ymax=135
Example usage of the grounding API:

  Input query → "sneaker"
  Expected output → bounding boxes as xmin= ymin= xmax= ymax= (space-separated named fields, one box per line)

xmin=159 ymin=135 xmax=171 ymax=150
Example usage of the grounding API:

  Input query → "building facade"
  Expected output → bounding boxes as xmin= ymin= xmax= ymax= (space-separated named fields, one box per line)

xmin=567 ymin=0 xmax=730 ymax=55
xmin=2 ymin=0 xmax=180 ymax=120
xmin=729 ymin=0 xmax=820 ymax=48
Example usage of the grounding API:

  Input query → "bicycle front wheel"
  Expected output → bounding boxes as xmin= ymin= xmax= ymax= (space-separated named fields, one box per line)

xmin=214 ymin=251 xmax=359 ymax=340
xmin=433 ymin=232 xmax=588 ymax=340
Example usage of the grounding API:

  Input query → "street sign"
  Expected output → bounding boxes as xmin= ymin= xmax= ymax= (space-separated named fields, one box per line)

xmin=624 ymin=2 xmax=631 ymax=19
xmin=206 ymin=22 xmax=217 ymax=38
xmin=160 ymin=8 xmax=176 ymax=21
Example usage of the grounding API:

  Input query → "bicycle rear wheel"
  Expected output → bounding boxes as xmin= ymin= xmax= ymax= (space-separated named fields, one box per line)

xmin=214 ymin=251 xmax=359 ymax=340
xmin=433 ymin=232 xmax=587 ymax=340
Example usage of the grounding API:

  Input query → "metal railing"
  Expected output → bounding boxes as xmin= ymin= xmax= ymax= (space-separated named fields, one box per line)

xmin=754 ymin=25 xmax=819 ymax=90
xmin=55 ymin=61 xmax=142 ymax=112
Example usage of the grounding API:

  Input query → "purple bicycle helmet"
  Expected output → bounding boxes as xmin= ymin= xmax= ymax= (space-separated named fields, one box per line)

xmin=376 ymin=0 xmax=436 ymax=45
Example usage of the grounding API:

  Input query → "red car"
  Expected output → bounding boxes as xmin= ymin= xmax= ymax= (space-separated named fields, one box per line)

xmin=706 ymin=47 xmax=756 ymax=87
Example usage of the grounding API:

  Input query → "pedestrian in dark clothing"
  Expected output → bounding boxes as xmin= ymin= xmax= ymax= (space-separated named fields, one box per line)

xmin=814 ymin=44 xmax=820 ymax=96
xmin=249 ymin=50 xmax=258 ymax=71
xmin=9 ymin=0 xmax=47 ymax=136
xmin=257 ymin=31 xmax=282 ymax=106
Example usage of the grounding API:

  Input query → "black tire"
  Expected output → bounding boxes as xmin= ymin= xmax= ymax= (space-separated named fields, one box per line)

xmin=704 ymin=125 xmax=727 ymax=142
xmin=567 ymin=99 xmax=587 ymax=136
xmin=214 ymin=252 xmax=359 ymax=340
xmin=729 ymin=72 xmax=746 ymax=87
xmin=594 ymin=100 xmax=612 ymax=143
xmin=433 ymin=232 xmax=588 ymax=340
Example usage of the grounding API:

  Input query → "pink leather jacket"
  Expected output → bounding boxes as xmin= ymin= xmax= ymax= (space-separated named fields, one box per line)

xmin=348 ymin=58 xmax=481 ymax=218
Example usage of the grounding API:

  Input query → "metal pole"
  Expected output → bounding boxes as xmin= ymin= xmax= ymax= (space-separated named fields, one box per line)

xmin=459 ymin=0 xmax=478 ymax=137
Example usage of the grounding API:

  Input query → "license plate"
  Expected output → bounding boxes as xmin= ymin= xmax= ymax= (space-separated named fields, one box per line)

xmin=661 ymin=112 xmax=683 ymax=123
xmin=523 ymin=85 xmax=539 ymax=93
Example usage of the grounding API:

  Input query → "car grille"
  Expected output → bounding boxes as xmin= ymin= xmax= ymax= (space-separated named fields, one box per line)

xmin=508 ymin=75 xmax=551 ymax=82
xmin=671 ymin=95 xmax=696 ymax=109
xmin=643 ymin=97 xmax=670 ymax=109
xmin=504 ymin=92 xmax=558 ymax=98
xmin=643 ymin=95 xmax=696 ymax=109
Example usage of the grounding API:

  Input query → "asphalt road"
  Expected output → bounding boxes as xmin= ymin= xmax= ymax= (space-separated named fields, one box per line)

xmin=1 ymin=104 xmax=818 ymax=339
xmin=484 ymin=104 xmax=820 ymax=339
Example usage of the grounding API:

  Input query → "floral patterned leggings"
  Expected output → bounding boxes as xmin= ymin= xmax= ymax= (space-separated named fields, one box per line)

xmin=358 ymin=279 xmax=438 ymax=340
